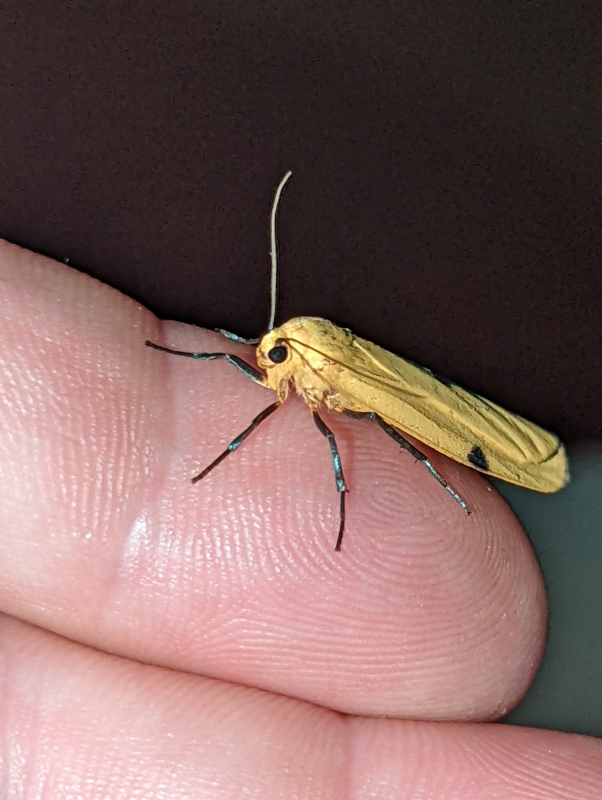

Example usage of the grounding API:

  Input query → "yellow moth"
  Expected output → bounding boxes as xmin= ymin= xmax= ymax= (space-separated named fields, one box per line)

xmin=146 ymin=172 xmax=569 ymax=550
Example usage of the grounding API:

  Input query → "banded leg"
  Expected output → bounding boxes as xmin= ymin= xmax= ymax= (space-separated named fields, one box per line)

xmin=312 ymin=411 xmax=349 ymax=551
xmin=345 ymin=411 xmax=471 ymax=514
xmin=215 ymin=329 xmax=260 ymax=345
xmin=192 ymin=401 xmax=282 ymax=483
xmin=145 ymin=340 xmax=266 ymax=385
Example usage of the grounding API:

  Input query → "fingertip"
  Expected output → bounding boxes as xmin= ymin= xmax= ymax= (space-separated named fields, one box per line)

xmin=0 ymin=243 xmax=548 ymax=720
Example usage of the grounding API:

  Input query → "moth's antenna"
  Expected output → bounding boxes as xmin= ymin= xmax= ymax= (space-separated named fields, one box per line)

xmin=267 ymin=170 xmax=292 ymax=332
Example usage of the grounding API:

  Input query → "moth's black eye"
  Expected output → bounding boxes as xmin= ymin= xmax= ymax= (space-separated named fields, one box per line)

xmin=268 ymin=345 xmax=288 ymax=364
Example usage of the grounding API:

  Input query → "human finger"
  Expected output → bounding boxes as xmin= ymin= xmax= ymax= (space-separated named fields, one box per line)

xmin=1 ymin=615 xmax=599 ymax=800
xmin=0 ymin=240 xmax=546 ymax=718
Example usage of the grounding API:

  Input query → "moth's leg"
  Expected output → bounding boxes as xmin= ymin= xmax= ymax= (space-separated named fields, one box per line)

xmin=345 ymin=411 xmax=471 ymax=515
xmin=192 ymin=401 xmax=282 ymax=483
xmin=312 ymin=412 xmax=349 ymax=551
xmin=145 ymin=340 xmax=266 ymax=386
xmin=215 ymin=329 xmax=260 ymax=345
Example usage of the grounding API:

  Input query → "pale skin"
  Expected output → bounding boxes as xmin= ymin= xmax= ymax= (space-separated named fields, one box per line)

xmin=0 ymin=239 xmax=600 ymax=799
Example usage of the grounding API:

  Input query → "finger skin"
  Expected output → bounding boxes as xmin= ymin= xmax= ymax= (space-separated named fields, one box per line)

xmin=0 ymin=240 xmax=546 ymax=718
xmin=2 ymin=617 xmax=601 ymax=800
xmin=349 ymin=717 xmax=602 ymax=800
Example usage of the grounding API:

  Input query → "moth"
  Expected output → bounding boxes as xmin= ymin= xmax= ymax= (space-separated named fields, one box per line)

xmin=146 ymin=172 xmax=569 ymax=550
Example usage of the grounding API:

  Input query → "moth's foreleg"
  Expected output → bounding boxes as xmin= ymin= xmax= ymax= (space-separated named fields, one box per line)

xmin=312 ymin=412 xmax=349 ymax=551
xmin=145 ymin=340 xmax=266 ymax=385
xmin=345 ymin=411 xmax=471 ymax=515
xmin=215 ymin=329 xmax=260 ymax=345
xmin=191 ymin=401 xmax=282 ymax=483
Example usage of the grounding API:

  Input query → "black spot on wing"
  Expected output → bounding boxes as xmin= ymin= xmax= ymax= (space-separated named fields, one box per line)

xmin=467 ymin=445 xmax=489 ymax=471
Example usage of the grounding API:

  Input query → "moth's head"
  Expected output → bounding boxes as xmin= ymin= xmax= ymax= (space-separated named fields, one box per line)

xmin=256 ymin=316 xmax=335 ymax=392
xmin=256 ymin=316 xmax=350 ymax=398
xmin=256 ymin=318 xmax=301 ymax=390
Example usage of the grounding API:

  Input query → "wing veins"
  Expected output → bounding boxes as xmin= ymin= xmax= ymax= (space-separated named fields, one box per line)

xmin=282 ymin=336 xmax=558 ymax=465
xmin=282 ymin=337 xmax=427 ymax=397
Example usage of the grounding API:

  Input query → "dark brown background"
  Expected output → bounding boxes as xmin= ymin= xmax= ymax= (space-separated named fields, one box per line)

xmin=1 ymin=2 xmax=601 ymax=737
xmin=1 ymin=1 xmax=601 ymax=442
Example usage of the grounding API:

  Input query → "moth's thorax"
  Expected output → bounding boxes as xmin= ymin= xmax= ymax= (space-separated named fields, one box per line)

xmin=256 ymin=316 xmax=353 ymax=408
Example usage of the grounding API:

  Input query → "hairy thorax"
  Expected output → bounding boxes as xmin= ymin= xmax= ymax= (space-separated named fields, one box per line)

xmin=255 ymin=316 xmax=362 ymax=412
